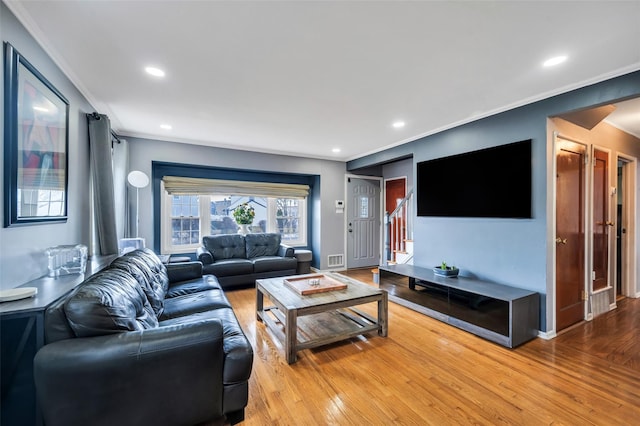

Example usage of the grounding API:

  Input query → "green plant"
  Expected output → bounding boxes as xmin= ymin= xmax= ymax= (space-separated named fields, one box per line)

xmin=440 ymin=261 xmax=456 ymax=271
xmin=233 ymin=203 xmax=255 ymax=225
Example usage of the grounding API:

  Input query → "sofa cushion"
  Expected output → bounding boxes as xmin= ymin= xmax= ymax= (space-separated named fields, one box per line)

xmin=203 ymin=258 xmax=254 ymax=277
xmin=65 ymin=268 xmax=158 ymax=338
xmin=245 ymin=233 xmax=281 ymax=258
xmin=114 ymin=248 xmax=169 ymax=310
xmin=160 ymin=307 xmax=253 ymax=385
xmin=44 ymin=295 xmax=76 ymax=343
xmin=160 ymin=289 xmax=232 ymax=320
xmin=252 ymin=256 xmax=298 ymax=273
xmin=166 ymin=275 xmax=222 ymax=298
xmin=111 ymin=254 xmax=165 ymax=316
xmin=203 ymin=234 xmax=247 ymax=261
xmin=127 ymin=248 xmax=170 ymax=289
xmin=166 ymin=261 xmax=203 ymax=283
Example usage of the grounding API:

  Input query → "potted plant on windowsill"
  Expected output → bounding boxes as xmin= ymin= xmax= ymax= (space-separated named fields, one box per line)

xmin=433 ymin=261 xmax=459 ymax=278
xmin=233 ymin=202 xmax=255 ymax=235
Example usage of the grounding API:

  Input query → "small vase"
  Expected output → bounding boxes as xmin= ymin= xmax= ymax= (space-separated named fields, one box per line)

xmin=238 ymin=224 xmax=250 ymax=235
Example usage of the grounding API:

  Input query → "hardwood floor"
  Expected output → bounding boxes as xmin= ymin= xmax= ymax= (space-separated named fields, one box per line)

xmin=225 ymin=269 xmax=640 ymax=425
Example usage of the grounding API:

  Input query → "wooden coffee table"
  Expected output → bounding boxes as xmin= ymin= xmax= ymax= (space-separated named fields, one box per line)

xmin=256 ymin=273 xmax=388 ymax=364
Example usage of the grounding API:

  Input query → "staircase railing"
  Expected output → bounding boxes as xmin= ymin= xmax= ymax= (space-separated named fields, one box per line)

xmin=383 ymin=188 xmax=414 ymax=265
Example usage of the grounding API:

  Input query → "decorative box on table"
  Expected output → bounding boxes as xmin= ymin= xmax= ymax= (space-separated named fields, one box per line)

xmin=45 ymin=244 xmax=88 ymax=277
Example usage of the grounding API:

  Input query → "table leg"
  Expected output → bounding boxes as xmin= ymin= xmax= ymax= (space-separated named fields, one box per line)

xmin=256 ymin=287 xmax=264 ymax=322
xmin=409 ymin=277 xmax=416 ymax=290
xmin=378 ymin=291 xmax=388 ymax=337
xmin=285 ymin=308 xmax=297 ymax=364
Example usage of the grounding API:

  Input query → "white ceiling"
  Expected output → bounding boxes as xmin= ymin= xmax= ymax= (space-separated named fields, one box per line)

xmin=6 ymin=0 xmax=640 ymax=161
xmin=604 ymin=97 xmax=640 ymax=138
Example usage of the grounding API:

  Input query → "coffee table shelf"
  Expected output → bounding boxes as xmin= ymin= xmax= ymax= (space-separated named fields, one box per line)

xmin=256 ymin=274 xmax=388 ymax=363
xmin=263 ymin=306 xmax=380 ymax=351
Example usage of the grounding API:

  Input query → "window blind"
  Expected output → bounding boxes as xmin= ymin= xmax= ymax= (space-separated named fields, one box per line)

xmin=162 ymin=176 xmax=309 ymax=198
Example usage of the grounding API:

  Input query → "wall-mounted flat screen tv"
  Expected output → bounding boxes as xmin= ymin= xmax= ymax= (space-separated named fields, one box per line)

xmin=417 ymin=139 xmax=532 ymax=218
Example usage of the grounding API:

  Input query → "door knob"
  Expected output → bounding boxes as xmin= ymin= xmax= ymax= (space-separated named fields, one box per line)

xmin=605 ymin=221 xmax=615 ymax=226
xmin=555 ymin=237 xmax=567 ymax=244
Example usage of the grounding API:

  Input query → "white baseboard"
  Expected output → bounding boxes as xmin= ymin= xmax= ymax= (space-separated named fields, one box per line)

xmin=537 ymin=330 xmax=556 ymax=340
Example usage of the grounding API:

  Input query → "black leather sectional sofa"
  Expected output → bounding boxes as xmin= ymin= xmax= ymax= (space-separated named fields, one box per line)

xmin=33 ymin=248 xmax=253 ymax=426
xmin=196 ymin=233 xmax=298 ymax=289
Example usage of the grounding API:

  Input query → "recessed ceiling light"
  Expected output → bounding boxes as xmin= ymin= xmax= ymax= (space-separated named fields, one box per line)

xmin=392 ymin=121 xmax=405 ymax=128
xmin=332 ymin=148 xmax=341 ymax=153
xmin=543 ymin=55 xmax=567 ymax=67
xmin=160 ymin=124 xmax=172 ymax=130
xmin=145 ymin=66 xmax=165 ymax=77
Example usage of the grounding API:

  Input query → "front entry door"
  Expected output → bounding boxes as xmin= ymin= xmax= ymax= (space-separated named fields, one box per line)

xmin=556 ymin=139 xmax=586 ymax=331
xmin=346 ymin=177 xmax=381 ymax=269
xmin=592 ymin=149 xmax=610 ymax=292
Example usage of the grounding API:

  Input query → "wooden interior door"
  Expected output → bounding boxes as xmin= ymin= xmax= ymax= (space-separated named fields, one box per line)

xmin=385 ymin=178 xmax=406 ymax=216
xmin=616 ymin=158 xmax=631 ymax=297
xmin=385 ymin=178 xmax=406 ymax=258
xmin=556 ymin=140 xmax=586 ymax=331
xmin=592 ymin=149 xmax=610 ymax=291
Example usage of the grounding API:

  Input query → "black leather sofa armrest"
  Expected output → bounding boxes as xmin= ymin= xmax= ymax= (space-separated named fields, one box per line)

xmin=196 ymin=246 xmax=214 ymax=264
xmin=34 ymin=320 xmax=225 ymax=426
xmin=279 ymin=244 xmax=295 ymax=258
xmin=166 ymin=260 xmax=203 ymax=283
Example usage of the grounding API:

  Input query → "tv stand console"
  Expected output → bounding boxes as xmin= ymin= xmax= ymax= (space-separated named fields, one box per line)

xmin=379 ymin=264 xmax=539 ymax=348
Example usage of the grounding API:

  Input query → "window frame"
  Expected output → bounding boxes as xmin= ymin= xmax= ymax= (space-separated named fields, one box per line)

xmin=161 ymin=190 xmax=307 ymax=254
xmin=161 ymin=190 xmax=210 ymax=254
xmin=268 ymin=198 xmax=307 ymax=246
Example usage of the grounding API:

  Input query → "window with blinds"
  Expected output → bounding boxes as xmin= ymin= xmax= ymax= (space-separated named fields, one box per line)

xmin=160 ymin=177 xmax=308 ymax=254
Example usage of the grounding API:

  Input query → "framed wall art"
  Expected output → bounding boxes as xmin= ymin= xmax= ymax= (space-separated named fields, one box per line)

xmin=4 ymin=42 xmax=69 ymax=227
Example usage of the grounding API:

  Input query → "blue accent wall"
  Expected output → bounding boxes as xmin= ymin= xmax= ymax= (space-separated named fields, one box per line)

xmin=347 ymin=70 xmax=640 ymax=331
